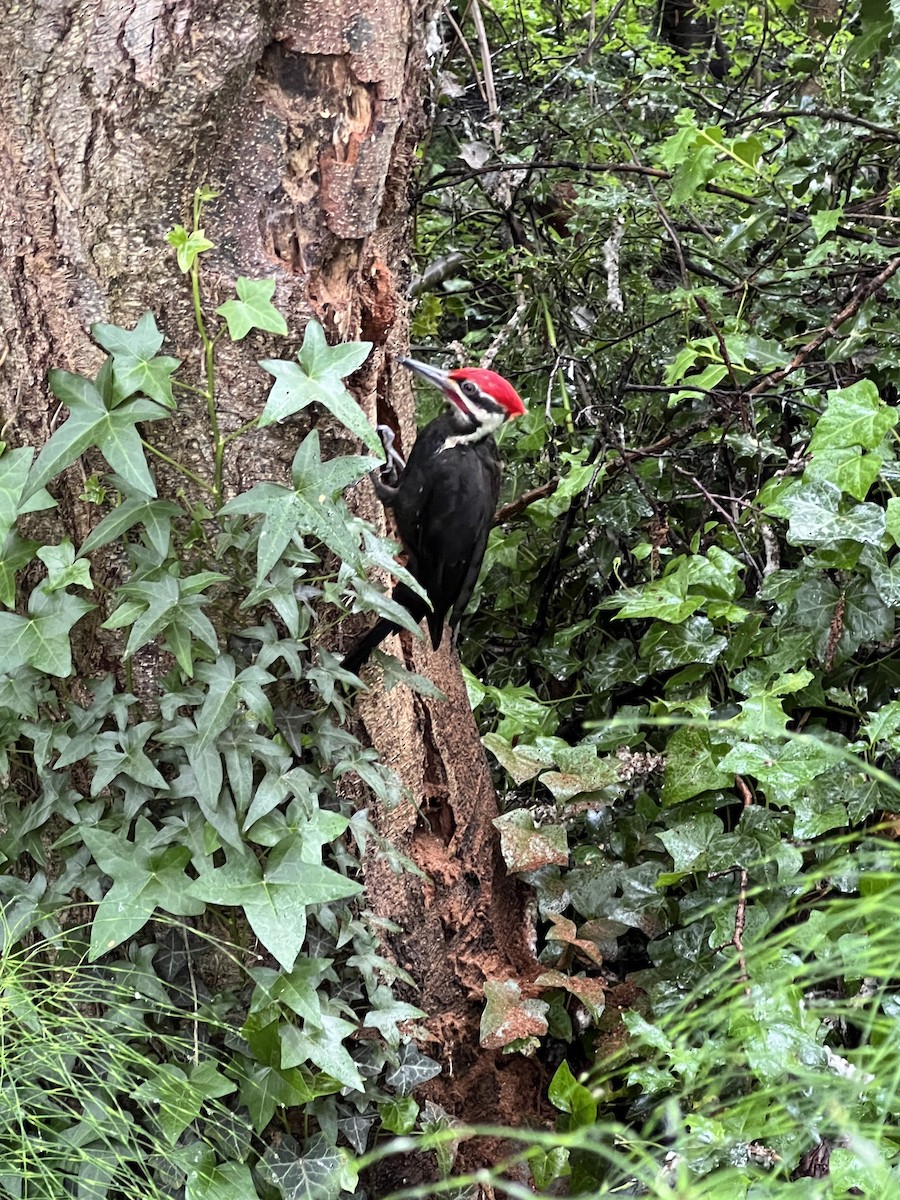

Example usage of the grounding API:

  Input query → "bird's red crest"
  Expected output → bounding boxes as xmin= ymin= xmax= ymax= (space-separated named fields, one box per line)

xmin=448 ymin=368 xmax=526 ymax=417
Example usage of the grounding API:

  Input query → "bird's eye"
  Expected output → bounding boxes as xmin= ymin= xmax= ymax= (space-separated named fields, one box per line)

xmin=461 ymin=380 xmax=478 ymax=396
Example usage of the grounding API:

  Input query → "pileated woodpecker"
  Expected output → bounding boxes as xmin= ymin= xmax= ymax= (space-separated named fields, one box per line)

xmin=342 ymin=357 xmax=525 ymax=676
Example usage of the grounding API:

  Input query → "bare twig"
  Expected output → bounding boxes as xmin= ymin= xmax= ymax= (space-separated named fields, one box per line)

xmin=443 ymin=8 xmax=488 ymax=105
xmin=494 ymin=418 xmax=713 ymax=524
xmin=733 ymin=106 xmax=900 ymax=141
xmin=746 ymin=254 xmax=900 ymax=396
xmin=733 ymin=776 xmax=754 ymax=996
xmin=469 ymin=0 xmax=502 ymax=150
xmin=480 ymin=300 xmax=528 ymax=370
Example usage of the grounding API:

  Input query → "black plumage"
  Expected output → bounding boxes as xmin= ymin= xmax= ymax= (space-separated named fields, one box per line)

xmin=342 ymin=414 xmax=501 ymax=676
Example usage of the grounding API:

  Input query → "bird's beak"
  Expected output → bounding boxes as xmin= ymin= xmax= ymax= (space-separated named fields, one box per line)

xmin=398 ymin=357 xmax=454 ymax=394
xmin=398 ymin=352 xmax=465 ymax=410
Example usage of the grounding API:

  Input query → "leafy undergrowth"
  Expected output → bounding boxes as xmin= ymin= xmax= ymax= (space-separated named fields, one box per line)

xmin=402 ymin=0 xmax=900 ymax=1192
xmin=0 ymin=195 xmax=439 ymax=1196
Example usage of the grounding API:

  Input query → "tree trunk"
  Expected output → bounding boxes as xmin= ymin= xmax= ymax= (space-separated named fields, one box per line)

xmin=1 ymin=0 xmax=537 ymax=1175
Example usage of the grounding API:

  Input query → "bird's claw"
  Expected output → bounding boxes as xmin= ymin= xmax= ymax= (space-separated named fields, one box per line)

xmin=375 ymin=424 xmax=406 ymax=488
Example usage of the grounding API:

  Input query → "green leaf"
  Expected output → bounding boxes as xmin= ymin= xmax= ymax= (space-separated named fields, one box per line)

xmin=378 ymin=1096 xmax=419 ymax=1135
xmin=782 ymin=479 xmax=885 ymax=547
xmin=0 ymin=447 xmax=34 ymax=540
xmin=186 ymin=1159 xmax=256 ymax=1200
xmin=258 ymin=322 xmax=377 ymax=450
xmin=810 ymin=207 xmax=843 ymax=240
xmin=220 ymin=431 xmax=377 ymax=581
xmin=80 ymin=497 xmax=182 ymax=556
xmin=28 ymin=372 xmax=166 ymax=499
xmin=297 ymin=318 xmax=372 ymax=381
xmin=261 ymin=1135 xmax=354 ymax=1200
xmin=662 ymin=727 xmax=733 ymax=804
xmin=482 ymin=733 xmax=560 ymax=783
xmin=808 ymin=379 xmax=898 ymax=453
xmin=92 ymin=312 xmax=181 ymax=408
xmin=0 ymin=532 xmax=39 ymax=608
xmin=279 ymin=1013 xmax=365 ymax=1091
xmin=216 ymin=277 xmax=289 ymax=341
xmin=804 ymin=447 xmax=882 ymax=500
xmin=640 ymin=615 xmax=727 ymax=671
xmin=615 ymin=565 xmax=703 ymax=623
xmin=84 ymin=820 xmax=206 ymax=960
xmin=187 ymin=846 xmax=361 ymax=971
xmin=166 ymin=224 xmax=215 ymax=272
xmin=547 ymin=1060 xmax=597 ymax=1126
xmin=134 ymin=1061 xmax=235 ymax=1146
xmin=658 ymin=813 xmax=725 ymax=870
xmin=36 ymin=540 xmax=93 ymax=592
xmin=717 ymin=737 xmax=835 ymax=804
xmin=885 ymin=496 xmax=900 ymax=547
xmin=0 ymin=587 xmax=94 ymax=676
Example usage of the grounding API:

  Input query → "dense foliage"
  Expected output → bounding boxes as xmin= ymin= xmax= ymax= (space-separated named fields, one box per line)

xmin=5 ymin=0 xmax=900 ymax=1197
xmin=0 ymin=196 xmax=443 ymax=1197
xmin=411 ymin=0 xmax=900 ymax=1193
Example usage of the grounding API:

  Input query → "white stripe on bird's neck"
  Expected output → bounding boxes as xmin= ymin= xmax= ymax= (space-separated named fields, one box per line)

xmin=438 ymin=403 xmax=505 ymax=452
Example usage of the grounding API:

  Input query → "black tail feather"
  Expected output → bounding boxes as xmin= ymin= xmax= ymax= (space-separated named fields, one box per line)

xmin=341 ymin=584 xmax=434 ymax=677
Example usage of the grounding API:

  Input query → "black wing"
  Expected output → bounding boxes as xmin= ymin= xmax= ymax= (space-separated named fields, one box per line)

xmin=393 ymin=427 xmax=500 ymax=648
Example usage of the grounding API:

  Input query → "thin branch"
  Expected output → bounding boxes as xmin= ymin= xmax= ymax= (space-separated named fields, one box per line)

xmin=469 ymin=0 xmax=502 ymax=150
xmin=735 ymin=107 xmax=900 ymax=141
xmin=494 ymin=418 xmax=712 ymax=524
xmin=745 ymin=254 xmax=900 ymax=396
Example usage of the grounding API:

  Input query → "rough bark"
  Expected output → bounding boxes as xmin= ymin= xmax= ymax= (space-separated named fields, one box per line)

xmin=1 ymin=0 xmax=538 ymax=1176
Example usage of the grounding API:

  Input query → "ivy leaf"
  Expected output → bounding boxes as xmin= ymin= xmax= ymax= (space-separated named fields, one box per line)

xmin=384 ymin=1041 xmax=442 ymax=1095
xmin=91 ymin=313 xmax=181 ymax=408
xmin=363 ymin=995 xmax=428 ymax=1047
xmin=260 ymin=1135 xmax=354 ymax=1200
xmin=717 ymin=737 xmax=835 ymax=804
xmin=280 ymin=1013 xmax=365 ymax=1091
xmin=0 ymin=532 xmax=39 ymax=608
xmin=783 ymin=479 xmax=885 ymax=547
xmin=482 ymin=732 xmax=560 ymax=784
xmin=216 ymin=277 xmax=289 ymax=341
xmin=885 ymin=497 xmax=900 ymax=547
xmin=480 ymin=978 xmax=549 ymax=1050
xmin=493 ymin=810 xmax=569 ymax=872
xmin=615 ymin=567 xmax=703 ymax=624
xmin=804 ymin=447 xmax=882 ymax=501
xmin=808 ymin=379 xmax=898 ymax=453
xmin=134 ymin=1061 xmax=235 ymax=1147
xmin=0 ymin=447 xmax=38 ymax=540
xmin=258 ymin=321 xmax=377 ymax=451
xmin=27 ymin=372 xmax=167 ymax=499
xmin=640 ymin=615 xmax=728 ymax=671
xmin=84 ymin=820 xmax=206 ymax=960
xmin=662 ymin=727 xmax=733 ymax=804
xmin=378 ymin=1096 xmax=419 ymax=1135
xmin=185 ymin=1159 xmax=256 ymax=1200
xmin=547 ymin=1060 xmax=597 ymax=1126
xmin=295 ymin=318 xmax=372 ymax=382
xmin=539 ymin=747 xmax=621 ymax=801
xmin=810 ymin=207 xmax=843 ymax=240
xmin=220 ymin=431 xmax=377 ymax=581
xmin=80 ymin=497 xmax=183 ymax=557
xmin=166 ymin=224 xmax=215 ymax=273
xmin=0 ymin=586 xmax=94 ymax=677
xmin=88 ymin=721 xmax=169 ymax=794
xmin=238 ymin=1064 xmax=320 ymax=1134
xmin=187 ymin=844 xmax=361 ymax=971
xmin=658 ymin=813 xmax=726 ymax=871
xmin=36 ymin=540 xmax=93 ymax=592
